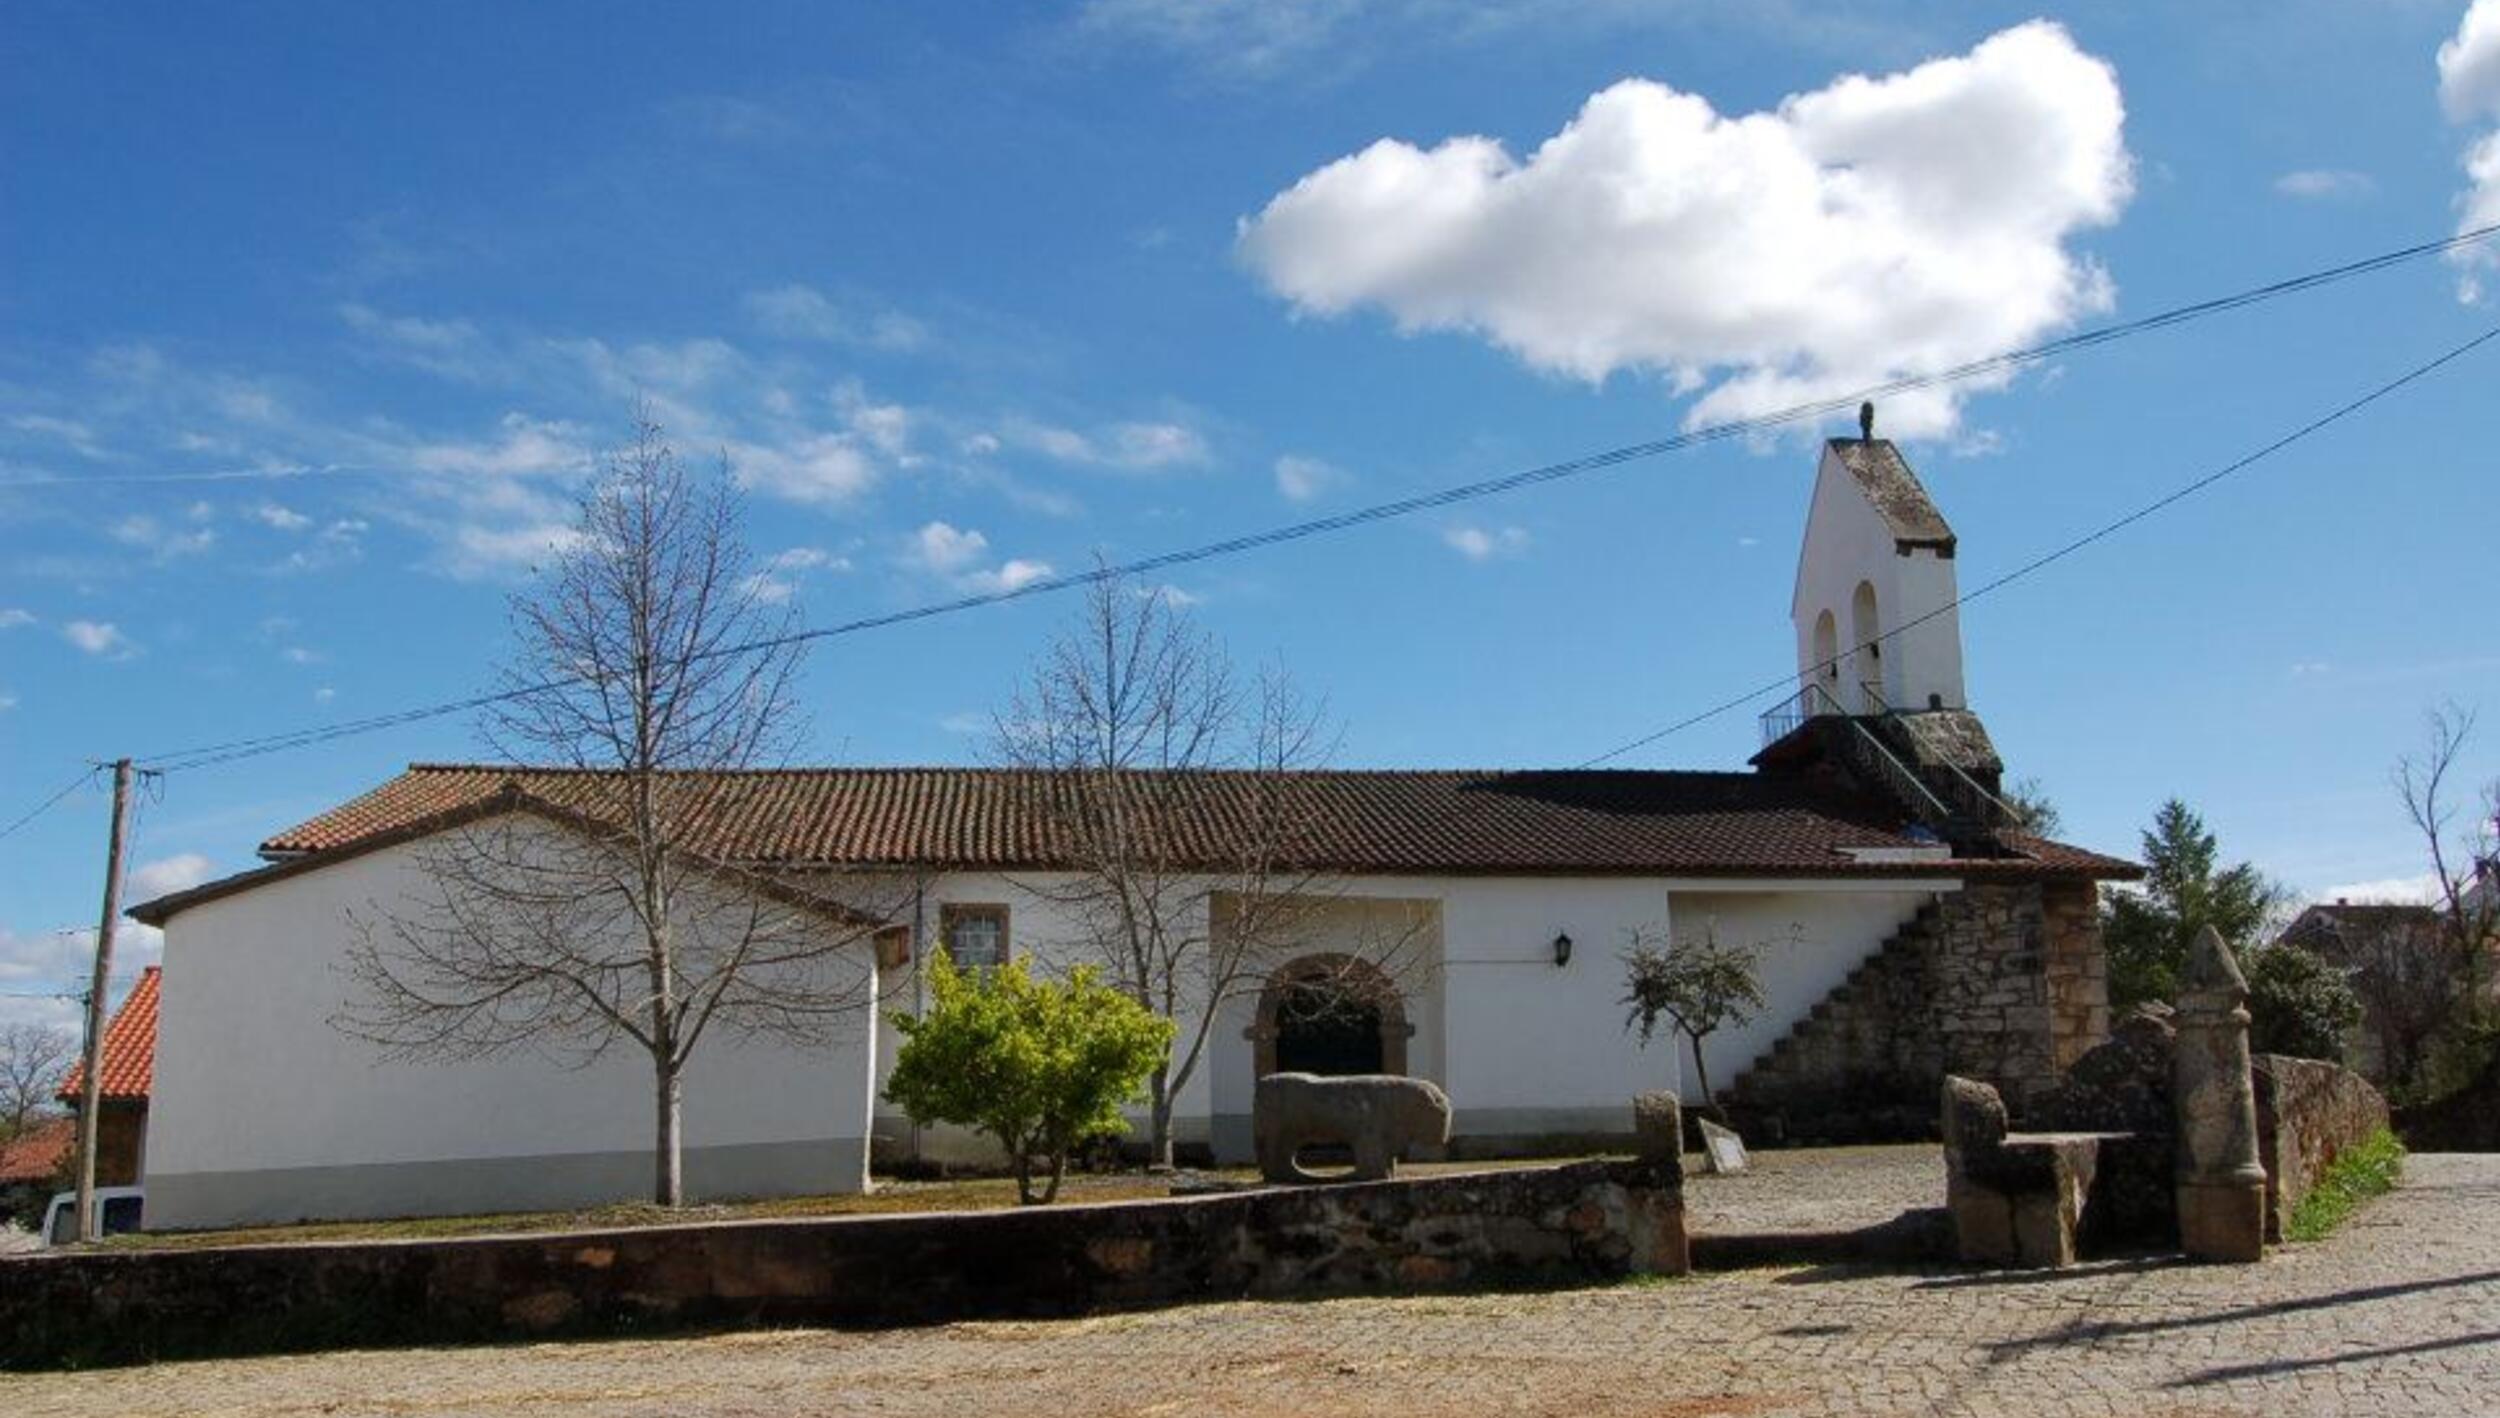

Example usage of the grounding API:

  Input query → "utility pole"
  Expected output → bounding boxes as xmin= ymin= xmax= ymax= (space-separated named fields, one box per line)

xmin=74 ymin=757 xmax=134 ymax=1243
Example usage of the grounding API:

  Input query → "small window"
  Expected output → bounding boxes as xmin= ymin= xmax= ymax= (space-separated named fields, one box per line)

xmin=940 ymin=904 xmax=1010 ymax=969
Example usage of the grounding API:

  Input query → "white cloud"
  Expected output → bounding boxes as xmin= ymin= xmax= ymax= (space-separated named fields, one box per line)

xmin=337 ymin=303 xmax=487 ymax=379
xmin=0 ymin=691 xmax=15 ymax=712
xmin=129 ymin=853 xmax=214 ymax=900
xmin=741 ymin=545 xmax=850 ymax=604
xmin=443 ymin=523 xmax=585 ymax=580
xmin=965 ymin=558 xmax=1055 ymax=594
xmin=409 ymin=413 xmax=591 ymax=479
xmin=61 ymin=620 xmax=133 ymax=657
xmin=1274 ymin=453 xmax=1341 ymax=502
xmin=0 ymin=924 xmax=162 ymax=1031
xmin=251 ymin=502 xmax=314 ymax=532
xmin=1442 ymin=524 xmax=1529 ymax=560
xmin=0 ymin=608 xmax=32 ymax=629
xmin=280 ymin=646 xmax=321 ymax=665
xmin=833 ymin=380 xmax=915 ymax=461
xmin=999 ymin=417 xmax=1212 ymax=472
xmin=1239 ymin=21 xmax=2131 ymax=438
xmin=314 ymin=686 xmax=336 ymax=703
xmin=8 ymin=413 xmax=103 ymax=458
xmin=908 ymin=521 xmax=990 ymax=574
xmin=2315 ymin=873 xmax=2443 ymax=906
xmin=729 ymin=434 xmax=878 ymax=504
xmin=108 ymin=514 xmax=216 ymax=560
xmin=2273 ymin=169 xmax=2373 ymax=201
xmin=905 ymin=521 xmax=1051 ymax=593
xmin=2441 ymin=0 xmax=2500 ymax=300
xmin=743 ymin=285 xmax=930 ymax=352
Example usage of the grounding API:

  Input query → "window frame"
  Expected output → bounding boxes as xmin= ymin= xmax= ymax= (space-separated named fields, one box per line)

xmin=937 ymin=902 xmax=1012 ymax=970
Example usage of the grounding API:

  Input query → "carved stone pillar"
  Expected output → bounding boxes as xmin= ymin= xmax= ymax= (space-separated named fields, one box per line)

xmin=2172 ymin=925 xmax=2267 ymax=1262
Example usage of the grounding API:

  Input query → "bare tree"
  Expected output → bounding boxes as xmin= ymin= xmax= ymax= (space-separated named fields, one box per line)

xmin=2393 ymin=703 xmax=2500 ymax=1083
xmin=336 ymin=417 xmax=893 ymax=1206
xmin=991 ymin=570 xmax=1426 ymax=1168
xmin=0 ymin=1022 xmax=75 ymax=1140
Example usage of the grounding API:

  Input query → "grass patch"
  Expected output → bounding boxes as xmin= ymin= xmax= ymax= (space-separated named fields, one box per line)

xmin=2285 ymin=1128 xmax=2405 ymax=1243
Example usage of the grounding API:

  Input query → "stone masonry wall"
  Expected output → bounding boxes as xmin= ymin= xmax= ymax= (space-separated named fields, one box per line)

xmin=2254 ymin=1054 xmax=2392 ymax=1243
xmin=2041 ymin=882 xmax=2111 ymax=1074
xmin=1726 ymin=882 xmax=2113 ymax=1140
xmin=0 ymin=1157 xmax=1685 ymax=1371
xmin=1930 ymin=884 xmax=2062 ymax=1111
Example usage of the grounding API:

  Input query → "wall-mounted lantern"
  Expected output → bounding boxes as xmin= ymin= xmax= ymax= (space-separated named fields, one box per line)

xmin=1551 ymin=931 xmax=1574 ymax=968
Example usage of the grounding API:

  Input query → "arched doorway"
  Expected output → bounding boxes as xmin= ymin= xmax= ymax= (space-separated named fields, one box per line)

xmin=1249 ymin=955 xmax=1411 ymax=1078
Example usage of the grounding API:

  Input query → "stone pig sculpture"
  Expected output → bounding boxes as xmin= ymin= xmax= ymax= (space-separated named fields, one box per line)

xmin=1254 ymin=1072 xmax=1452 ymax=1184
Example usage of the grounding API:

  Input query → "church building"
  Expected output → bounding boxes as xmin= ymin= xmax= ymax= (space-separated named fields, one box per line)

xmin=128 ymin=431 xmax=2138 ymax=1229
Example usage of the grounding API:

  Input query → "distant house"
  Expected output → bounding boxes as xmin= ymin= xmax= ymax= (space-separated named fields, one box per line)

xmin=55 ymin=965 xmax=160 ymax=1189
xmin=2280 ymin=901 xmax=2450 ymax=1083
xmin=0 ymin=1116 xmax=74 ymax=1223
xmin=128 ymin=435 xmax=2141 ymax=1231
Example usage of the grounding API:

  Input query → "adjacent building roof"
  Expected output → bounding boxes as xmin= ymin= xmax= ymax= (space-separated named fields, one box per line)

xmin=124 ymin=762 xmax=2136 ymax=926
xmin=1829 ymin=439 xmax=1955 ymax=551
xmin=0 ymin=1116 xmax=73 ymax=1185
xmin=57 ymin=965 xmax=158 ymax=1104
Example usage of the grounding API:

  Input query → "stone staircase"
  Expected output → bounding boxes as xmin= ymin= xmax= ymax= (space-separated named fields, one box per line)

xmin=1722 ymin=902 xmax=1948 ymax=1145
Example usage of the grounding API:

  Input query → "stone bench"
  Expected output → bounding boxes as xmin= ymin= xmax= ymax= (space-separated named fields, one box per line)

xmin=1942 ymin=1076 xmax=2129 ymax=1268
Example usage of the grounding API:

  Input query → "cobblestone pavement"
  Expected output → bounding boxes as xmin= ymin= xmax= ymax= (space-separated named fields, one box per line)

xmin=12 ymin=1155 xmax=2498 ymax=1417
xmin=1682 ymin=1143 xmax=1938 ymax=1234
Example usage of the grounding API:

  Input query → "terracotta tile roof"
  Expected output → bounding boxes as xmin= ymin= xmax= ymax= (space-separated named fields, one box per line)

xmin=57 ymin=966 xmax=158 ymax=1104
xmin=0 ymin=1116 xmax=73 ymax=1184
xmin=211 ymin=762 xmax=2140 ymax=887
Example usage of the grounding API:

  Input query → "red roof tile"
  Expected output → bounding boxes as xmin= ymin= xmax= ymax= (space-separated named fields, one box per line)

xmin=58 ymin=966 xmax=158 ymax=1104
xmin=219 ymin=762 xmax=2141 ymax=883
xmin=0 ymin=1116 xmax=73 ymax=1184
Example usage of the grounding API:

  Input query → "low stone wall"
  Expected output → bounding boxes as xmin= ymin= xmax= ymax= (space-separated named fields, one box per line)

xmin=2254 ymin=1054 xmax=2392 ymax=1243
xmin=2031 ymin=1010 xmax=2390 ymax=1253
xmin=0 ymin=1157 xmax=1684 ymax=1371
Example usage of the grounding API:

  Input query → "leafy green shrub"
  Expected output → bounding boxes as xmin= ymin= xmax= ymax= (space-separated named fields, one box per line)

xmin=2285 ymin=1128 xmax=2405 ymax=1242
xmin=882 ymin=951 xmax=1173 ymax=1204
xmin=2245 ymin=943 xmax=2363 ymax=1062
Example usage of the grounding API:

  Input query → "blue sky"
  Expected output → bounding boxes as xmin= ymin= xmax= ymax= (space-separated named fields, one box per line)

xmin=6 ymin=1 xmax=2500 ymax=1027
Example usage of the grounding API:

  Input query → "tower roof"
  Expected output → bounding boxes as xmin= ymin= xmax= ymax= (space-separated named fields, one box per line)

xmin=1828 ymin=439 xmax=1954 ymax=551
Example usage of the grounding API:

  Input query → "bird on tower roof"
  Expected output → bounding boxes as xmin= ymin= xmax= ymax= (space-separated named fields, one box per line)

xmin=1859 ymin=400 xmax=1875 ymax=441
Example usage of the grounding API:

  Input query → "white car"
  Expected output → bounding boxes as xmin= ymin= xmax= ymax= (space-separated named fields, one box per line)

xmin=40 ymin=1186 xmax=143 ymax=1246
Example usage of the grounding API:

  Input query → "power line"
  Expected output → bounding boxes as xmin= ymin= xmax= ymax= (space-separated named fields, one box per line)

xmin=125 ymin=220 xmax=2500 ymax=775
xmin=0 ymin=766 xmax=101 ymax=845
xmin=1578 ymin=323 xmax=2500 ymax=767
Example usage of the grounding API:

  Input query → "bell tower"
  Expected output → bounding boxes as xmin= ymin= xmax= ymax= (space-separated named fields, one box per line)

xmin=1789 ymin=413 xmax=1966 ymax=716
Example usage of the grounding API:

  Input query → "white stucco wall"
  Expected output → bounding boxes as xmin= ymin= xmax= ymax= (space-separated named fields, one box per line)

xmin=148 ymin=824 xmax=882 ymax=1230
xmin=147 ymin=816 xmax=1966 ymax=1223
xmin=1791 ymin=446 xmax=1966 ymax=712
xmin=871 ymin=870 xmax=1948 ymax=1162
xmin=1665 ymin=886 xmax=1944 ymax=1097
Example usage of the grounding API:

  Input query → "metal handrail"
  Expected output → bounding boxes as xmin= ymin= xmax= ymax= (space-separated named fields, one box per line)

xmin=1833 ymin=714 xmax=1958 ymax=825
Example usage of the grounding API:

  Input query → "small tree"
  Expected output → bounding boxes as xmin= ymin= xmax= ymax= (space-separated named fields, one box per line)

xmin=0 ymin=1023 xmax=75 ymax=1141
xmin=884 ymin=951 xmax=1174 ymax=1204
xmin=2245 ymin=943 xmax=2363 ymax=1062
xmin=2103 ymin=799 xmax=2288 ymax=1010
xmin=1620 ymin=925 xmax=1768 ymax=1109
